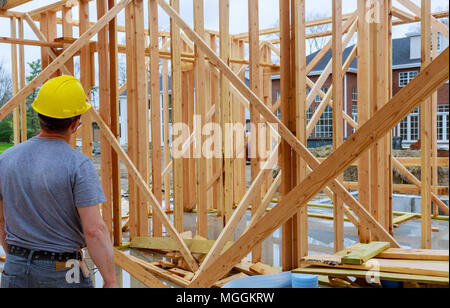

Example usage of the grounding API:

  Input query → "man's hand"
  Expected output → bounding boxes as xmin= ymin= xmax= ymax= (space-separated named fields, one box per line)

xmin=78 ymin=204 xmax=117 ymax=288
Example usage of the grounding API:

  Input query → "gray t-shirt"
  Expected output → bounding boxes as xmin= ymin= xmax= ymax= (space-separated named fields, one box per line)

xmin=0 ymin=137 xmax=106 ymax=253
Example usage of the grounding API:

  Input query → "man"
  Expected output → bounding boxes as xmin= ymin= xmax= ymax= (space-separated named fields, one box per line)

xmin=0 ymin=75 xmax=117 ymax=288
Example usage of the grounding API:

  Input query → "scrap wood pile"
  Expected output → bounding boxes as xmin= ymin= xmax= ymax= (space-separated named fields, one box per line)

xmin=294 ymin=242 xmax=449 ymax=288
xmin=114 ymin=231 xmax=281 ymax=288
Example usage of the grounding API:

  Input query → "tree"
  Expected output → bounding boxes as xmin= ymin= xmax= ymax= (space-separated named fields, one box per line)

xmin=0 ymin=121 xmax=12 ymax=143
xmin=306 ymin=11 xmax=331 ymax=55
xmin=25 ymin=59 xmax=42 ymax=139
xmin=0 ymin=60 xmax=12 ymax=108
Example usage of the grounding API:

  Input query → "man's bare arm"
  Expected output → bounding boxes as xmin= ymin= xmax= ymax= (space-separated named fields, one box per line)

xmin=77 ymin=205 xmax=117 ymax=288
xmin=0 ymin=200 xmax=8 ymax=254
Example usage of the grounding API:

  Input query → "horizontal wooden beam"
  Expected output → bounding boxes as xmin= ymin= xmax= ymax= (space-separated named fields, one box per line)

xmin=0 ymin=0 xmax=31 ymax=10
xmin=28 ymin=0 xmax=78 ymax=18
xmin=131 ymin=237 xmax=234 ymax=255
xmin=0 ymin=36 xmax=67 ymax=48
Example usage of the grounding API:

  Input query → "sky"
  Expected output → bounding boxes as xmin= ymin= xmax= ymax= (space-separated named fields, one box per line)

xmin=0 ymin=0 xmax=448 ymax=80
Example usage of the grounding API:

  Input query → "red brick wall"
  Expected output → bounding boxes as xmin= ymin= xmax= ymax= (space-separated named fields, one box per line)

xmin=271 ymin=69 xmax=448 ymax=142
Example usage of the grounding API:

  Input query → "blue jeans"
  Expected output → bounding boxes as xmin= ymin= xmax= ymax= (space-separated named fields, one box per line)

xmin=1 ymin=253 xmax=93 ymax=288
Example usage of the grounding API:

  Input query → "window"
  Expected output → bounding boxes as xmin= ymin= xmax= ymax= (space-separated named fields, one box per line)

xmin=352 ymin=104 xmax=358 ymax=134
xmin=352 ymin=87 xmax=358 ymax=102
xmin=398 ymin=108 xmax=420 ymax=142
xmin=399 ymin=71 xmax=418 ymax=87
xmin=315 ymin=106 xmax=333 ymax=138
xmin=307 ymin=106 xmax=314 ymax=138
xmin=315 ymin=87 xmax=329 ymax=103
xmin=437 ymin=105 xmax=449 ymax=142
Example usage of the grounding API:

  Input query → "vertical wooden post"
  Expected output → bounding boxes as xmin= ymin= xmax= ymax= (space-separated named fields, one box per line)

xmin=125 ymin=1 xmax=138 ymax=238
xmin=46 ymin=11 xmax=58 ymax=77
xmin=108 ymin=0 xmax=122 ymax=246
xmin=249 ymin=0 xmax=262 ymax=263
xmin=332 ymin=0 xmax=344 ymax=252
xmin=420 ymin=0 xmax=432 ymax=249
xmin=62 ymin=5 xmax=76 ymax=148
xmin=18 ymin=17 xmax=26 ymax=143
xmin=149 ymin=0 xmax=163 ymax=237
xmin=369 ymin=0 xmax=390 ymax=236
xmin=10 ymin=17 xmax=20 ymax=145
xmin=357 ymin=0 xmax=371 ymax=243
xmin=134 ymin=0 xmax=150 ymax=237
xmin=161 ymin=37 xmax=171 ymax=212
xmin=170 ymin=0 xmax=184 ymax=233
xmin=194 ymin=0 xmax=208 ymax=238
xmin=232 ymin=39 xmax=246 ymax=209
xmin=385 ymin=0 xmax=393 ymax=234
xmin=280 ymin=0 xmax=293 ymax=270
xmin=97 ymin=0 xmax=113 ymax=239
xmin=39 ymin=13 xmax=49 ymax=71
xmin=431 ymin=30 xmax=439 ymax=217
xmin=79 ymin=0 xmax=93 ymax=158
xmin=220 ymin=0 xmax=233 ymax=225
xmin=293 ymin=0 xmax=308 ymax=264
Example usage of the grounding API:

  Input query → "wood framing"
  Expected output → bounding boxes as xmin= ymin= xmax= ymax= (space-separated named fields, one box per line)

xmin=0 ymin=0 xmax=448 ymax=289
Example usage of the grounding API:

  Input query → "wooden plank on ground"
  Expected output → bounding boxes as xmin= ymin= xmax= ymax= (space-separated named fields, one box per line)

xmin=293 ymin=266 xmax=449 ymax=286
xmin=301 ymin=255 xmax=449 ymax=278
xmin=114 ymin=249 xmax=167 ymax=288
xmin=213 ymin=273 xmax=248 ymax=288
xmin=249 ymin=262 xmax=281 ymax=275
xmin=128 ymin=257 xmax=190 ymax=287
xmin=376 ymin=249 xmax=449 ymax=261
xmin=341 ymin=242 xmax=390 ymax=265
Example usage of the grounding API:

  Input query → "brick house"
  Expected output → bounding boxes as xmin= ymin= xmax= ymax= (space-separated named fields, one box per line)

xmin=271 ymin=32 xmax=449 ymax=148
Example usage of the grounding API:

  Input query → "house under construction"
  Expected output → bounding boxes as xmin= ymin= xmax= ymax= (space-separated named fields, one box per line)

xmin=0 ymin=0 xmax=449 ymax=288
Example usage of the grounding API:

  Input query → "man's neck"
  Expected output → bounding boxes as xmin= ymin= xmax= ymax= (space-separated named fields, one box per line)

xmin=37 ymin=130 xmax=71 ymax=144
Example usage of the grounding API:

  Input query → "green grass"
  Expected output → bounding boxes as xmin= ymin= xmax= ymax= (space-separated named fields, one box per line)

xmin=0 ymin=144 xmax=13 ymax=154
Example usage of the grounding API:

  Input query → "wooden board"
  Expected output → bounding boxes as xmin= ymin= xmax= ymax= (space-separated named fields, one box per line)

xmin=293 ymin=266 xmax=449 ymax=286
xmin=131 ymin=237 xmax=234 ymax=255
xmin=249 ymin=262 xmax=281 ymax=275
xmin=114 ymin=249 xmax=167 ymax=288
xmin=342 ymin=242 xmax=390 ymax=265
xmin=376 ymin=249 xmax=449 ymax=262
xmin=213 ymin=273 xmax=248 ymax=288
xmin=301 ymin=255 xmax=449 ymax=278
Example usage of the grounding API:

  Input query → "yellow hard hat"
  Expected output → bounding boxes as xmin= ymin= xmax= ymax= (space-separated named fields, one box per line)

xmin=32 ymin=75 xmax=91 ymax=119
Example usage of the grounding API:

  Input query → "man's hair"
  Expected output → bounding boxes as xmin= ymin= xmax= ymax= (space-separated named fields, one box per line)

xmin=38 ymin=113 xmax=81 ymax=133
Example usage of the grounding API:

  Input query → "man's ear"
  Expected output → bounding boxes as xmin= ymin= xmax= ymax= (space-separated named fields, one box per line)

xmin=70 ymin=118 xmax=80 ymax=133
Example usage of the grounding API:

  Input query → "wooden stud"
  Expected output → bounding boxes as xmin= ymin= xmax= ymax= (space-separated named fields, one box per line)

xmin=10 ymin=17 xmax=20 ymax=145
xmin=18 ymin=17 xmax=26 ymax=143
xmin=421 ymin=0 xmax=432 ymax=249
xmin=79 ymin=0 xmax=93 ymax=158
xmin=170 ymin=0 xmax=184 ymax=233
xmin=332 ymin=0 xmax=344 ymax=253
xmin=293 ymin=0 xmax=308 ymax=266
xmin=357 ymin=0 xmax=371 ymax=243
xmin=108 ymin=0 xmax=122 ymax=246
xmin=97 ymin=0 xmax=113 ymax=240
xmin=149 ymin=0 xmax=163 ymax=237
xmin=193 ymin=0 xmax=208 ymax=238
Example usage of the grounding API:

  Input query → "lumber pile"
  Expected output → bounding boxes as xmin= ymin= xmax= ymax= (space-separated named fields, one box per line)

xmin=126 ymin=234 xmax=279 ymax=288
xmin=294 ymin=242 xmax=449 ymax=288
